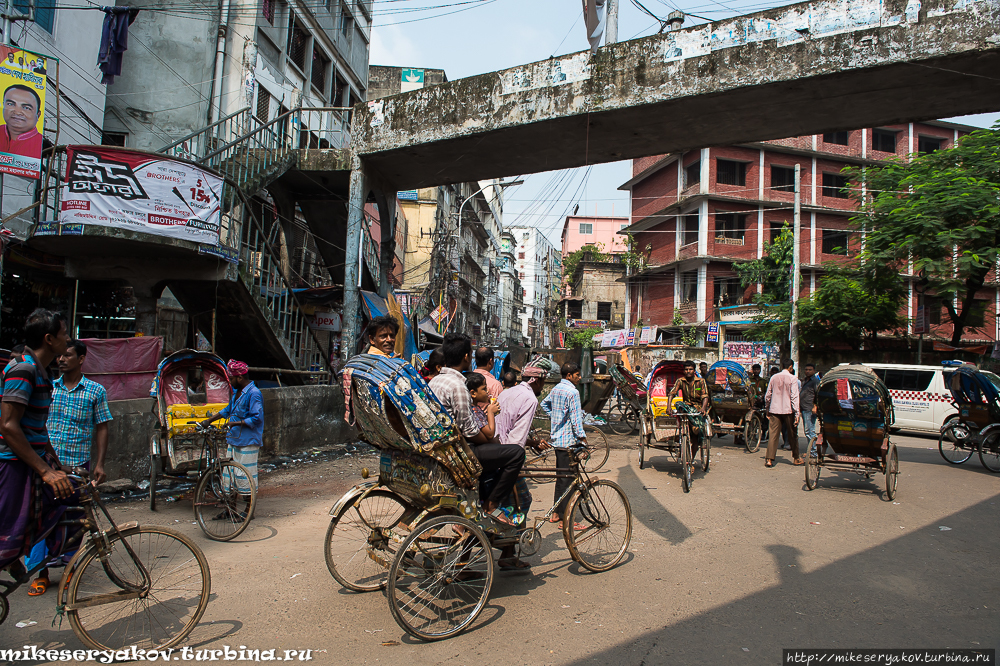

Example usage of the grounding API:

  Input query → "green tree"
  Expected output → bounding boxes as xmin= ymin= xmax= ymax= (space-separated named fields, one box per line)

xmin=561 ymin=243 xmax=609 ymax=283
xmin=797 ymin=266 xmax=906 ymax=350
xmin=568 ymin=327 xmax=603 ymax=349
xmin=846 ymin=124 xmax=1000 ymax=344
xmin=734 ymin=224 xmax=793 ymax=346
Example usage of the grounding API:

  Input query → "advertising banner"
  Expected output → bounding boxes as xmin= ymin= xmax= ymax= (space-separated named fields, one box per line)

xmin=309 ymin=310 xmax=341 ymax=332
xmin=722 ymin=341 xmax=779 ymax=370
xmin=59 ymin=146 xmax=223 ymax=244
xmin=0 ymin=46 xmax=48 ymax=179
xmin=706 ymin=322 xmax=720 ymax=343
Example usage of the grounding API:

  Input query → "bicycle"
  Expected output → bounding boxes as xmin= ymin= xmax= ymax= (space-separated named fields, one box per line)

xmin=189 ymin=423 xmax=258 ymax=541
xmin=0 ymin=470 xmax=211 ymax=651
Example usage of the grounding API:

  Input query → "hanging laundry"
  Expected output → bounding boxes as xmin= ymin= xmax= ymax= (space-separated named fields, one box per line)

xmin=98 ymin=7 xmax=140 ymax=85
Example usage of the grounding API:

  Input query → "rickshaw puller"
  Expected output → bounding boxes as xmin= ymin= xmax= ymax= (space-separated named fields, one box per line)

xmin=667 ymin=360 xmax=711 ymax=458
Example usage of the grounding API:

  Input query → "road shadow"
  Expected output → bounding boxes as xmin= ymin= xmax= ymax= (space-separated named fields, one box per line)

xmin=616 ymin=461 xmax=694 ymax=545
xmin=565 ymin=494 xmax=1000 ymax=665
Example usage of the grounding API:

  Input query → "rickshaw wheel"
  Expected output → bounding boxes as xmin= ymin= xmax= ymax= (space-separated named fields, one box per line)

xmin=607 ymin=403 xmax=635 ymax=435
xmin=805 ymin=446 xmax=820 ymax=490
xmin=564 ymin=479 xmax=632 ymax=573
xmin=0 ymin=592 xmax=8 ymax=626
xmin=148 ymin=454 xmax=159 ymax=512
xmin=884 ymin=443 xmax=898 ymax=500
xmin=977 ymin=432 xmax=1000 ymax=473
xmin=387 ymin=515 xmax=493 ymax=642
xmin=680 ymin=425 xmax=693 ymax=493
xmin=194 ymin=461 xmax=256 ymax=541
xmin=325 ymin=490 xmax=412 ymax=592
xmin=701 ymin=430 xmax=711 ymax=472
xmin=638 ymin=439 xmax=646 ymax=470
xmin=938 ymin=420 xmax=974 ymax=465
xmin=744 ymin=413 xmax=763 ymax=453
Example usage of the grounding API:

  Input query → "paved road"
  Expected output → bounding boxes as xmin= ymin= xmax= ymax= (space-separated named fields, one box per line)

xmin=3 ymin=431 xmax=998 ymax=665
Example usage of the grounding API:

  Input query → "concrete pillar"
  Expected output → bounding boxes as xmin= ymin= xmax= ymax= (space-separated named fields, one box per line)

xmin=342 ymin=162 xmax=368 ymax=361
xmin=130 ymin=281 xmax=163 ymax=337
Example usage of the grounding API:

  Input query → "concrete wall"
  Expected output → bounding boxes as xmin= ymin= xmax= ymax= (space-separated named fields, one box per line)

xmin=103 ymin=386 xmax=356 ymax=483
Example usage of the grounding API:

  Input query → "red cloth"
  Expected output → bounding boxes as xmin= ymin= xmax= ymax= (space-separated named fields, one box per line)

xmin=0 ymin=126 xmax=42 ymax=159
xmin=80 ymin=336 xmax=163 ymax=401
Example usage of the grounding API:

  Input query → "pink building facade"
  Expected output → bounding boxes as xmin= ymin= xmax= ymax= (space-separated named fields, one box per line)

xmin=561 ymin=215 xmax=630 ymax=259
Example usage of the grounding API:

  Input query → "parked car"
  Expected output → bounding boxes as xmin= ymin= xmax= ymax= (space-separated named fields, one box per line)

xmin=837 ymin=363 xmax=958 ymax=434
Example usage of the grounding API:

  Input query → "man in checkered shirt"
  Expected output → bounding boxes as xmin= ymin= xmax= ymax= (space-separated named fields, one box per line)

xmin=26 ymin=339 xmax=112 ymax=595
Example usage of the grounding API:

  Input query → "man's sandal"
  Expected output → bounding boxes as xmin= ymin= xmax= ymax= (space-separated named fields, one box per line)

xmin=764 ymin=459 xmax=775 ymax=468
xmin=27 ymin=577 xmax=48 ymax=596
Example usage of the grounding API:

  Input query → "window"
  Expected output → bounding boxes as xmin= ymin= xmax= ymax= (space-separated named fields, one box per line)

xmin=715 ymin=213 xmax=746 ymax=242
xmin=770 ymin=165 xmax=795 ymax=192
xmin=967 ymin=300 xmax=989 ymax=328
xmin=101 ymin=132 xmax=127 ymax=147
xmin=681 ymin=213 xmax=699 ymax=246
xmin=876 ymin=369 xmax=934 ymax=392
xmin=518 ymin=252 xmax=524 ymax=259
xmin=823 ymin=131 xmax=849 ymax=145
xmin=257 ymin=31 xmax=281 ymax=68
xmin=333 ymin=74 xmax=345 ymax=106
xmin=716 ymin=159 xmax=746 ymax=186
xmin=684 ymin=160 xmax=701 ymax=189
xmin=620 ymin=223 xmax=629 ymax=231
xmin=567 ymin=301 xmax=583 ymax=318
xmin=770 ymin=221 xmax=789 ymax=243
xmin=822 ymin=173 xmax=850 ymax=199
xmin=256 ymin=88 xmax=271 ymax=122
xmin=579 ymin=223 xmax=593 ymax=235
xmin=597 ymin=302 xmax=612 ymax=321
xmin=918 ymin=136 xmax=943 ymax=154
xmin=311 ymin=48 xmax=329 ymax=93
xmin=680 ymin=270 xmax=698 ymax=303
xmin=872 ymin=129 xmax=898 ymax=153
xmin=15 ymin=0 xmax=53 ymax=32
xmin=340 ymin=2 xmax=353 ymax=40
xmin=713 ymin=276 xmax=743 ymax=307
xmin=287 ymin=16 xmax=309 ymax=71
xmin=822 ymin=229 xmax=850 ymax=255
xmin=261 ymin=0 xmax=274 ymax=24
xmin=925 ymin=296 xmax=943 ymax=325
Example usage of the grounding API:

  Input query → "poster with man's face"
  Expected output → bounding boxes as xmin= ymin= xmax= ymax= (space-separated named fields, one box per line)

xmin=0 ymin=46 xmax=47 ymax=179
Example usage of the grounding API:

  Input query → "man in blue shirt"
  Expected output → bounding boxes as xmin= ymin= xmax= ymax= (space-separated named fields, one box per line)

xmin=541 ymin=362 xmax=587 ymax=526
xmin=201 ymin=359 xmax=264 ymax=520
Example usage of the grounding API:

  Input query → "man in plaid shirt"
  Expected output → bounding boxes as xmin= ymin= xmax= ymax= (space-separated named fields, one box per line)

xmin=26 ymin=339 xmax=111 ymax=595
xmin=541 ymin=362 xmax=587 ymax=522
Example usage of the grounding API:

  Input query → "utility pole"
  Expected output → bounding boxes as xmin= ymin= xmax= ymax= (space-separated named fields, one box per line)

xmin=606 ymin=0 xmax=619 ymax=44
xmin=790 ymin=163 xmax=801 ymax=373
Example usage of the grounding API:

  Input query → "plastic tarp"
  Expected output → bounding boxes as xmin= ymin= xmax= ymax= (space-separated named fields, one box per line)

xmin=80 ymin=336 xmax=163 ymax=401
xmin=359 ymin=289 xmax=417 ymax=361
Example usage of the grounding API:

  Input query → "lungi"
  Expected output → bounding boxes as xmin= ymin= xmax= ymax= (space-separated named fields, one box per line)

xmin=0 ymin=455 xmax=78 ymax=571
xmin=223 ymin=445 xmax=259 ymax=495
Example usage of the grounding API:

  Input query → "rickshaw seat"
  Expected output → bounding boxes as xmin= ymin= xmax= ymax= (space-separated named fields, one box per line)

xmin=167 ymin=403 xmax=228 ymax=437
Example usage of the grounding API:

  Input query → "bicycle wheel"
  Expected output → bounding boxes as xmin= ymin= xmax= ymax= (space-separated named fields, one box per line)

xmin=680 ymin=424 xmax=693 ymax=493
xmin=744 ymin=413 xmax=763 ymax=453
xmin=65 ymin=525 xmax=211 ymax=652
xmin=605 ymin=399 xmax=632 ymax=435
xmin=387 ymin=515 xmax=493 ymax=641
xmin=194 ymin=461 xmax=256 ymax=541
xmin=938 ymin=420 xmax=974 ymax=464
xmin=563 ymin=479 xmax=632 ymax=573
xmin=325 ymin=490 xmax=412 ymax=592
xmin=581 ymin=425 xmax=611 ymax=473
xmin=978 ymin=431 xmax=1000 ymax=473
xmin=805 ymin=440 xmax=820 ymax=490
xmin=884 ymin=443 xmax=899 ymax=500
xmin=700 ymin=430 xmax=710 ymax=472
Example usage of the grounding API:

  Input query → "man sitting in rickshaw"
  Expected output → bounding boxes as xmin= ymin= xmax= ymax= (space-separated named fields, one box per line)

xmin=366 ymin=315 xmax=399 ymax=357
xmin=667 ymin=360 xmax=712 ymax=458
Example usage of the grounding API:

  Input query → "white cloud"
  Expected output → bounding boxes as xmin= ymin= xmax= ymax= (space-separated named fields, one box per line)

xmin=369 ymin=24 xmax=424 ymax=68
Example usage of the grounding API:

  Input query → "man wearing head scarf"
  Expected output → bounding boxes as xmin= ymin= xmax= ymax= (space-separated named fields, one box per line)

xmin=201 ymin=360 xmax=264 ymax=520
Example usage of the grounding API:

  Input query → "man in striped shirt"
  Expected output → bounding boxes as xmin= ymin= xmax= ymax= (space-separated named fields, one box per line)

xmin=0 ymin=309 xmax=74 ymax=572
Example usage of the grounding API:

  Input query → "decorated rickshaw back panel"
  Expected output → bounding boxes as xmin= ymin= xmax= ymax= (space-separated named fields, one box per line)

xmin=707 ymin=361 xmax=755 ymax=422
xmin=648 ymin=361 xmax=685 ymax=418
xmin=378 ymin=448 xmax=472 ymax=510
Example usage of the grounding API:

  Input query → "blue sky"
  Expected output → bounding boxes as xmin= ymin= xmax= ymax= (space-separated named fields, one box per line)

xmin=369 ymin=0 xmax=1000 ymax=247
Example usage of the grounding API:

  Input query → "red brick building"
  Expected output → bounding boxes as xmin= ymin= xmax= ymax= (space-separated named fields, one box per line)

xmin=619 ymin=120 xmax=995 ymax=346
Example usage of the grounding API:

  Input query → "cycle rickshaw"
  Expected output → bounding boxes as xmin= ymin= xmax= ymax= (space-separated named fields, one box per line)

xmin=705 ymin=360 xmax=765 ymax=452
xmin=607 ymin=362 xmax=646 ymax=435
xmin=639 ymin=360 xmax=711 ymax=491
xmin=0 ymin=471 xmax=211 ymax=651
xmin=325 ymin=354 xmax=632 ymax=641
xmin=805 ymin=366 xmax=899 ymax=499
xmin=938 ymin=364 xmax=1000 ymax=472
xmin=148 ymin=349 xmax=257 ymax=540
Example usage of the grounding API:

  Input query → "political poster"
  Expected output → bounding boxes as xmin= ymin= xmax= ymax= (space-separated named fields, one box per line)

xmin=626 ymin=329 xmax=636 ymax=346
xmin=59 ymin=146 xmax=223 ymax=244
xmin=0 ymin=46 xmax=48 ymax=179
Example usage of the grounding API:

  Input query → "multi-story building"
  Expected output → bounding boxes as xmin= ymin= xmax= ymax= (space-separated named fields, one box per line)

xmin=619 ymin=120 xmax=980 ymax=345
xmin=510 ymin=227 xmax=559 ymax=347
xmin=561 ymin=215 xmax=630 ymax=259
xmin=102 ymin=0 xmax=370 ymax=150
xmin=498 ymin=231 xmax=524 ymax=346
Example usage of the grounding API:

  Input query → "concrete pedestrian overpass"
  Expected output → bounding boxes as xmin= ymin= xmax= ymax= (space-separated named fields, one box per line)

xmin=341 ymin=0 xmax=1000 ymax=345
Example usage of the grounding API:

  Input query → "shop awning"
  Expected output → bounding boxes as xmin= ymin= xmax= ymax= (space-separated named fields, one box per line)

xmin=418 ymin=316 xmax=443 ymax=340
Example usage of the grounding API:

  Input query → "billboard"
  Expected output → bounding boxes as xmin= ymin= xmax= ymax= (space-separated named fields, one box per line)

xmin=59 ymin=147 xmax=223 ymax=244
xmin=0 ymin=46 xmax=48 ymax=179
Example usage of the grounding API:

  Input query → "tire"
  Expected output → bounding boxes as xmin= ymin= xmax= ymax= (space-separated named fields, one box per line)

xmin=148 ymin=453 xmax=158 ymax=512
xmin=194 ymin=461 xmax=256 ymax=541
xmin=638 ymin=438 xmax=645 ymax=470
xmin=805 ymin=448 xmax=820 ymax=490
xmin=65 ymin=525 xmax=211 ymax=652
xmin=563 ymin=479 xmax=632 ymax=573
xmin=884 ymin=443 xmax=899 ymax=500
xmin=581 ymin=425 xmax=611 ymax=473
xmin=978 ymin=431 xmax=1000 ymax=473
xmin=744 ymin=413 xmax=763 ymax=453
xmin=701 ymin=427 xmax=711 ymax=473
xmin=606 ymin=402 xmax=635 ymax=435
xmin=325 ymin=490 xmax=412 ymax=592
xmin=680 ymin=423 xmax=692 ymax=493
xmin=387 ymin=515 xmax=493 ymax=641
xmin=938 ymin=420 xmax=974 ymax=465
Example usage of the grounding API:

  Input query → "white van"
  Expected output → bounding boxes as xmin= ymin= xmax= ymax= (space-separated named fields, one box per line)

xmin=836 ymin=363 xmax=957 ymax=434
